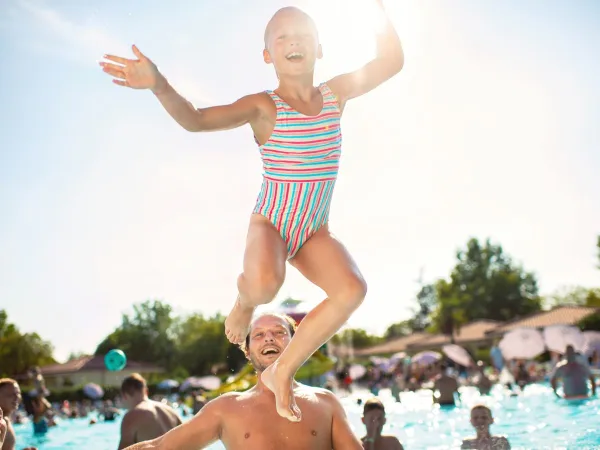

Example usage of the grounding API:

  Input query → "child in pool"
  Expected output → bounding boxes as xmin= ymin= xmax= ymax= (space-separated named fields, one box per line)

xmin=461 ymin=405 xmax=511 ymax=450
xmin=99 ymin=0 xmax=403 ymax=421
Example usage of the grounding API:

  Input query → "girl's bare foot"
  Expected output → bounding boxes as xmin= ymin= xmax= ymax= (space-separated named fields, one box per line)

xmin=261 ymin=361 xmax=302 ymax=422
xmin=224 ymin=298 xmax=255 ymax=344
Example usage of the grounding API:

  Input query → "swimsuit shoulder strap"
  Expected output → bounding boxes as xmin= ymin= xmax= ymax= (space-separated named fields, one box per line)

xmin=318 ymin=82 xmax=341 ymax=112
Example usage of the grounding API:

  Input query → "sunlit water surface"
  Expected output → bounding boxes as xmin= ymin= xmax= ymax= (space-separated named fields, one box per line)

xmin=15 ymin=384 xmax=600 ymax=449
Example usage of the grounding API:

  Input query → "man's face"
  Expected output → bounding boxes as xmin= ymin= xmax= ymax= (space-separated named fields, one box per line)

xmin=362 ymin=408 xmax=386 ymax=436
xmin=470 ymin=408 xmax=493 ymax=430
xmin=247 ymin=315 xmax=293 ymax=372
xmin=0 ymin=383 xmax=21 ymax=414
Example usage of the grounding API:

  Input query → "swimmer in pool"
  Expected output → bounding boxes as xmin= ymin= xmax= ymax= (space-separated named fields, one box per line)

xmin=99 ymin=1 xmax=403 ymax=422
xmin=433 ymin=363 xmax=460 ymax=406
xmin=0 ymin=379 xmax=38 ymax=450
xmin=361 ymin=398 xmax=404 ymax=450
xmin=118 ymin=374 xmax=182 ymax=449
xmin=121 ymin=313 xmax=363 ymax=450
xmin=461 ymin=405 xmax=510 ymax=450
xmin=550 ymin=345 xmax=597 ymax=399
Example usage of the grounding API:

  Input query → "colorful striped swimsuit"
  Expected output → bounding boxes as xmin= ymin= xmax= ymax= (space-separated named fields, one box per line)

xmin=253 ymin=82 xmax=342 ymax=259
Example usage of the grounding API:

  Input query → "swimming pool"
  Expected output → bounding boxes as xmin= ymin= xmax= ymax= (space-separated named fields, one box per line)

xmin=14 ymin=383 xmax=600 ymax=449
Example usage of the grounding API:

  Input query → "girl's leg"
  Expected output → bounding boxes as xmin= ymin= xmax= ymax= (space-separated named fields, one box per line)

xmin=225 ymin=214 xmax=288 ymax=344
xmin=261 ymin=225 xmax=367 ymax=420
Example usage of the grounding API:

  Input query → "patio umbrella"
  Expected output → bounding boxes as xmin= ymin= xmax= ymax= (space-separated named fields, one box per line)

xmin=543 ymin=325 xmax=585 ymax=353
xmin=179 ymin=376 xmax=221 ymax=391
xmin=157 ymin=379 xmax=179 ymax=390
xmin=348 ymin=364 xmax=367 ymax=380
xmin=442 ymin=344 xmax=474 ymax=367
xmin=411 ymin=351 xmax=442 ymax=365
xmin=499 ymin=328 xmax=545 ymax=360
xmin=582 ymin=331 xmax=600 ymax=356
xmin=83 ymin=383 xmax=104 ymax=400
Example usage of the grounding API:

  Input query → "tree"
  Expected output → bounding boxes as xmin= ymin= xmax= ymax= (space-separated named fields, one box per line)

xmin=331 ymin=328 xmax=383 ymax=349
xmin=597 ymin=235 xmax=600 ymax=269
xmin=546 ymin=286 xmax=600 ymax=308
xmin=95 ymin=300 xmax=178 ymax=372
xmin=429 ymin=238 xmax=542 ymax=334
xmin=0 ymin=310 xmax=55 ymax=377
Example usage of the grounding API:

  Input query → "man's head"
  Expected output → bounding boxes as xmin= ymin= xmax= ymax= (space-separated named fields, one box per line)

xmin=361 ymin=398 xmax=386 ymax=436
xmin=242 ymin=313 xmax=297 ymax=372
xmin=565 ymin=345 xmax=576 ymax=363
xmin=263 ymin=7 xmax=322 ymax=77
xmin=120 ymin=373 xmax=148 ymax=409
xmin=470 ymin=405 xmax=493 ymax=431
xmin=0 ymin=379 xmax=21 ymax=415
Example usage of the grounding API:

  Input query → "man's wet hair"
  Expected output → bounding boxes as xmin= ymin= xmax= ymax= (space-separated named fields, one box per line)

xmin=363 ymin=397 xmax=385 ymax=416
xmin=241 ymin=312 xmax=298 ymax=358
xmin=0 ymin=378 xmax=17 ymax=391
xmin=471 ymin=404 xmax=492 ymax=416
xmin=121 ymin=373 xmax=146 ymax=396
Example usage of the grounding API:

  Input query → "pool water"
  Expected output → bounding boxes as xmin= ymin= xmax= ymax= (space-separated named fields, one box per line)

xmin=15 ymin=383 xmax=600 ymax=449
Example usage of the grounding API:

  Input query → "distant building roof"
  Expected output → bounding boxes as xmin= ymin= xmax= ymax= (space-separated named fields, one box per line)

xmin=486 ymin=305 xmax=599 ymax=336
xmin=355 ymin=332 xmax=431 ymax=356
xmin=40 ymin=355 xmax=164 ymax=376
xmin=409 ymin=320 xmax=500 ymax=350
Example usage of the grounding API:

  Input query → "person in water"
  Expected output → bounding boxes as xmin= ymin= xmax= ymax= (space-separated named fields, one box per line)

xmin=0 ymin=379 xmax=38 ymax=450
xmin=461 ymin=405 xmax=510 ymax=450
xmin=433 ymin=363 xmax=460 ymax=406
xmin=550 ymin=345 xmax=596 ymax=399
xmin=118 ymin=374 xmax=182 ymax=449
xmin=360 ymin=398 xmax=404 ymax=450
xmin=100 ymin=1 xmax=403 ymax=422
xmin=121 ymin=313 xmax=363 ymax=450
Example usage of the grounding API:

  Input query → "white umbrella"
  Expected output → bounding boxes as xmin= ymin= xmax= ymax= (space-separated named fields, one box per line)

xmin=179 ymin=376 xmax=221 ymax=391
xmin=543 ymin=325 xmax=585 ymax=353
xmin=157 ymin=379 xmax=179 ymax=390
xmin=411 ymin=351 xmax=442 ymax=365
xmin=499 ymin=328 xmax=545 ymax=360
xmin=582 ymin=331 xmax=600 ymax=356
xmin=348 ymin=364 xmax=367 ymax=380
xmin=390 ymin=352 xmax=407 ymax=362
xmin=442 ymin=344 xmax=474 ymax=367
xmin=83 ymin=383 xmax=104 ymax=400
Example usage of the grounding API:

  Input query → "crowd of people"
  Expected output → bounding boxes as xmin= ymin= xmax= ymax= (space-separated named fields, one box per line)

xmin=2 ymin=312 xmax=597 ymax=449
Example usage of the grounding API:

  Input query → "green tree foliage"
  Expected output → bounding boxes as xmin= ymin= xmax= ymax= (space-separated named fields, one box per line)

xmin=0 ymin=310 xmax=55 ymax=377
xmin=429 ymin=238 xmax=542 ymax=334
xmin=597 ymin=235 xmax=600 ymax=269
xmin=95 ymin=300 xmax=247 ymax=377
xmin=331 ymin=328 xmax=383 ymax=349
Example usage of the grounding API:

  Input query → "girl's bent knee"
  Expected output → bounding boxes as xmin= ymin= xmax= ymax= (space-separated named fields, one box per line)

xmin=335 ymin=275 xmax=367 ymax=307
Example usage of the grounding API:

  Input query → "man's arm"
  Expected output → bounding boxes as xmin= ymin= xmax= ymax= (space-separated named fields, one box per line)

xmin=118 ymin=411 xmax=138 ymax=450
xmin=328 ymin=0 xmax=403 ymax=109
xmin=121 ymin=399 xmax=224 ymax=450
xmin=550 ymin=367 xmax=561 ymax=397
xmin=327 ymin=392 xmax=363 ymax=450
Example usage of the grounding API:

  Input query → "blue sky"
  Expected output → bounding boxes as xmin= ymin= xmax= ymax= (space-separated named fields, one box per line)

xmin=1 ymin=0 xmax=599 ymax=362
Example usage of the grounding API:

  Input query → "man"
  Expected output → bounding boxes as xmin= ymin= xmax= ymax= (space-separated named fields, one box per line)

xmin=360 ymin=398 xmax=403 ymax=450
xmin=551 ymin=345 xmax=596 ymax=399
xmin=118 ymin=373 xmax=182 ymax=449
xmin=123 ymin=313 xmax=363 ymax=449
xmin=474 ymin=361 xmax=492 ymax=396
xmin=0 ymin=378 xmax=37 ymax=450
xmin=433 ymin=363 xmax=460 ymax=406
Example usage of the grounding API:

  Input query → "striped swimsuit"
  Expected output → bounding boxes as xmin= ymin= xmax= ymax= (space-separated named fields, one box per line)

xmin=253 ymin=82 xmax=342 ymax=259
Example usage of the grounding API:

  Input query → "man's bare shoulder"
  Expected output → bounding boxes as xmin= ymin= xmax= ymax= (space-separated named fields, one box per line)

xmin=382 ymin=434 xmax=404 ymax=449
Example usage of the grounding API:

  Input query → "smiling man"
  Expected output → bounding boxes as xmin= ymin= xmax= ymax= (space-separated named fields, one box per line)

xmin=122 ymin=312 xmax=363 ymax=450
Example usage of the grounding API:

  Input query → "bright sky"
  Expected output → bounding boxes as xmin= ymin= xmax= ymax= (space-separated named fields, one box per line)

xmin=1 ymin=0 xmax=599 ymax=363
